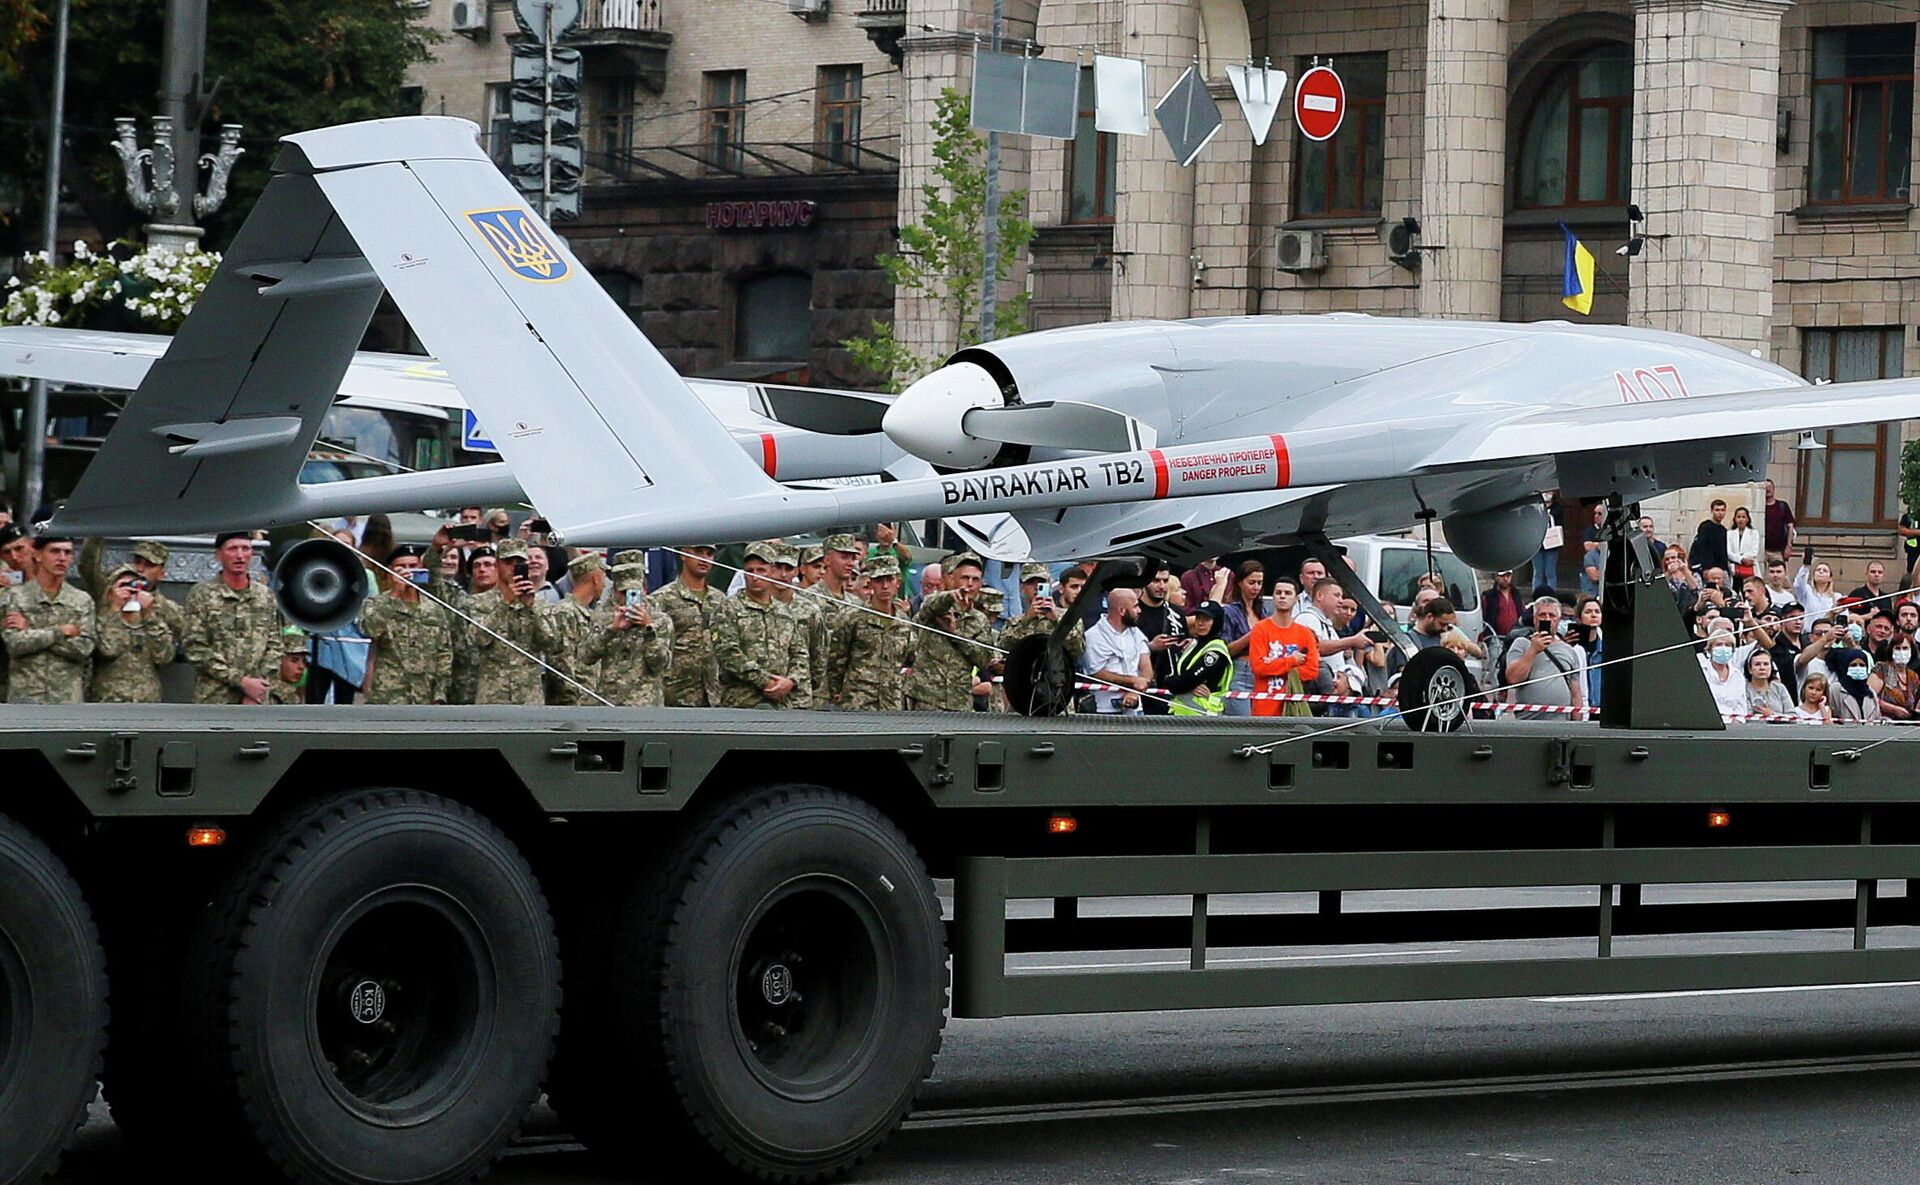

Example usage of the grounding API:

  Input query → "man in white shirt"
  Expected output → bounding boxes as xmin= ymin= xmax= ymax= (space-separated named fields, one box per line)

xmin=1294 ymin=578 xmax=1370 ymax=716
xmin=1081 ymin=587 xmax=1153 ymax=715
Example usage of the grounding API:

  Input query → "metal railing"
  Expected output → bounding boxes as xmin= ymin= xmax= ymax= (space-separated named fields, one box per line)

xmin=582 ymin=130 xmax=900 ymax=181
xmin=860 ymin=0 xmax=907 ymax=14
xmin=582 ymin=0 xmax=664 ymax=33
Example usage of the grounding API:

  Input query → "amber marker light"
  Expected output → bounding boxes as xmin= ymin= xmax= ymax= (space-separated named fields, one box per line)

xmin=1707 ymin=812 xmax=1732 ymax=829
xmin=1047 ymin=813 xmax=1078 ymax=835
xmin=186 ymin=825 xmax=227 ymax=848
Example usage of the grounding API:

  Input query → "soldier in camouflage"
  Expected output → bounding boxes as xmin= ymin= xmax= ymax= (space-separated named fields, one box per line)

xmin=652 ymin=544 xmax=724 ymax=707
xmin=269 ymin=628 xmax=310 ymax=705
xmin=2 ymin=534 xmax=97 ymax=705
xmin=819 ymin=534 xmax=864 ymax=606
xmin=361 ymin=544 xmax=455 ymax=706
xmin=943 ymin=553 xmax=1000 ymax=705
xmin=714 ymin=541 xmax=811 ymax=709
xmin=470 ymin=539 xmax=569 ymax=706
xmin=582 ymin=550 xmax=674 ymax=707
xmin=904 ymin=590 xmax=994 ymax=711
xmin=768 ymin=542 xmax=823 ymax=700
xmin=545 ymin=551 xmax=608 ymax=706
xmin=825 ymin=554 xmax=909 ymax=711
xmin=90 ymin=564 xmax=177 ymax=704
xmin=183 ymin=532 xmax=283 ymax=705
xmin=446 ymin=546 xmax=499 ymax=705
xmin=79 ymin=538 xmax=186 ymax=645
xmin=0 ymin=524 xmax=37 ymax=701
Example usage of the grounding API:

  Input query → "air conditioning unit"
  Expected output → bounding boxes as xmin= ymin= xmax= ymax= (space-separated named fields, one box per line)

xmin=1275 ymin=228 xmax=1327 ymax=273
xmin=1385 ymin=216 xmax=1422 ymax=271
xmin=450 ymin=0 xmax=488 ymax=35
xmin=789 ymin=0 xmax=829 ymax=18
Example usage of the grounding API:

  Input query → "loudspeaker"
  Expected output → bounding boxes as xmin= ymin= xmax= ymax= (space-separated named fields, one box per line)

xmin=272 ymin=538 xmax=369 ymax=633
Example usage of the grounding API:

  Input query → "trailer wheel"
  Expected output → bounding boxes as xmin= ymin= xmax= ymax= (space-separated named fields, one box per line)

xmin=1397 ymin=647 xmax=1473 ymax=732
xmin=0 ymin=812 xmax=107 ymax=1184
xmin=188 ymin=790 xmax=559 ymax=1185
xmin=606 ymin=785 xmax=946 ymax=1182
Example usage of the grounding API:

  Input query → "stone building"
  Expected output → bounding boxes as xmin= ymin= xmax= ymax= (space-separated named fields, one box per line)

xmin=405 ymin=0 xmax=902 ymax=388
xmin=865 ymin=0 xmax=1920 ymax=582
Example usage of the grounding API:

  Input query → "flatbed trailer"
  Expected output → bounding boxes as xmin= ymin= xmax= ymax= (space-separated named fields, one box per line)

xmin=6 ymin=705 xmax=1920 ymax=1185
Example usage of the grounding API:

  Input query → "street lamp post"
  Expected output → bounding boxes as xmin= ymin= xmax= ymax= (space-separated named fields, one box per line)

xmin=20 ymin=0 xmax=70 ymax=523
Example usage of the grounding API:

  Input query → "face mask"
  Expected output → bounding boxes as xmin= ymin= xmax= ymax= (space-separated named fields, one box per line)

xmin=1896 ymin=650 xmax=1912 ymax=665
xmin=1848 ymin=666 xmax=1870 ymax=682
xmin=1849 ymin=624 xmax=1865 ymax=643
xmin=1710 ymin=645 xmax=1733 ymax=664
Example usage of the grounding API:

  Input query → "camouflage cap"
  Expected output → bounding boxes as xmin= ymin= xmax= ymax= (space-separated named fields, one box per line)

xmin=567 ymin=551 xmax=604 ymax=577
xmin=864 ymin=554 xmax=901 ymax=580
xmin=103 ymin=563 xmax=141 ymax=588
xmin=942 ymin=551 xmax=984 ymax=572
xmin=799 ymin=545 xmax=825 ymax=566
xmin=493 ymin=539 xmax=529 ymax=561
xmin=921 ymin=591 xmax=958 ymax=619
xmin=130 ymin=540 xmax=170 ymax=565
xmin=772 ymin=541 xmax=799 ymax=567
xmin=978 ymin=586 xmax=1007 ymax=611
xmin=1020 ymin=561 xmax=1051 ymax=583
xmin=822 ymin=533 xmax=862 ymax=555
xmin=609 ymin=549 xmax=647 ymax=580
xmin=743 ymin=540 xmax=783 ymax=564
xmin=279 ymin=626 xmax=310 ymax=656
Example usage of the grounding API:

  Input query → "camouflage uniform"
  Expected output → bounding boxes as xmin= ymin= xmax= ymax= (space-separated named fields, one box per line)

xmin=714 ymin=544 xmax=812 ymax=708
xmin=652 ymin=576 xmax=724 ymax=707
xmin=361 ymin=590 xmax=455 ymax=705
xmin=546 ymin=553 xmax=606 ymax=706
xmin=582 ymin=552 xmax=673 ymax=707
xmin=90 ymin=565 xmax=177 ymax=703
xmin=904 ymin=591 xmax=994 ymax=711
xmin=182 ymin=576 xmax=282 ymax=705
xmin=2 ymin=578 xmax=97 ymax=704
xmin=269 ymin=627 xmax=310 ymax=705
xmin=469 ymin=590 xmax=567 ymax=706
xmin=825 ymin=556 xmax=910 ymax=711
xmin=80 ymin=538 xmax=186 ymax=643
xmin=442 ymin=582 xmax=483 ymax=705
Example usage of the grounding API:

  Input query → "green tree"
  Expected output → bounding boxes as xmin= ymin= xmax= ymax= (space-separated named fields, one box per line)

xmin=0 ymin=0 xmax=435 ymax=253
xmin=845 ymin=88 xmax=1036 ymax=392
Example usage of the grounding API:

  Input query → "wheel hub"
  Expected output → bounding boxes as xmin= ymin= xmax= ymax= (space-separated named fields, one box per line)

xmin=760 ymin=963 xmax=796 ymax=1007
xmin=349 ymin=979 xmax=388 ymax=1025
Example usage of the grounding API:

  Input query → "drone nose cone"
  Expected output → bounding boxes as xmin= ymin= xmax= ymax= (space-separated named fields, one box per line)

xmin=882 ymin=360 xmax=1008 ymax=469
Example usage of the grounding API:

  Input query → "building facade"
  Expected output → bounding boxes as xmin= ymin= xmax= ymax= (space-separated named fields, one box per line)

xmin=867 ymin=0 xmax=1920 ymax=579
xmin=406 ymin=0 xmax=903 ymax=387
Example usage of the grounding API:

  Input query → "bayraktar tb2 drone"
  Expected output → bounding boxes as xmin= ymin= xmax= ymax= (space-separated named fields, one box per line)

xmin=37 ymin=117 xmax=1920 ymax=722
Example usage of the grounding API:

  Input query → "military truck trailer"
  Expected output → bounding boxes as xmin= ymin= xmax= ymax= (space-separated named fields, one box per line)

xmin=5 ymin=705 xmax=1920 ymax=1185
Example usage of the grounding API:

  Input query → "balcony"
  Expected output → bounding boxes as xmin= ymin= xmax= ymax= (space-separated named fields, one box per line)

xmin=854 ymin=0 xmax=907 ymax=65
xmin=582 ymin=128 xmax=900 ymax=185
xmin=566 ymin=0 xmax=672 ymax=92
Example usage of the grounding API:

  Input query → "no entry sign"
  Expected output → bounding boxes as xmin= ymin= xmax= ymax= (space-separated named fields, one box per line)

xmin=1294 ymin=65 xmax=1346 ymax=142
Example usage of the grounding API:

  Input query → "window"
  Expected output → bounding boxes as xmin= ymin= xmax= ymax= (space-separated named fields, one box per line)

xmin=704 ymin=70 xmax=747 ymax=173
xmin=589 ymin=77 xmax=637 ymax=167
xmin=736 ymin=272 xmax=812 ymax=361
xmin=1797 ymin=328 xmax=1905 ymax=526
xmin=1515 ymin=44 xmax=1632 ymax=208
xmin=1294 ymin=54 xmax=1387 ymax=218
xmin=816 ymin=65 xmax=863 ymax=167
xmin=1066 ymin=66 xmax=1117 ymax=222
xmin=1809 ymin=25 xmax=1914 ymax=204
xmin=487 ymin=83 xmax=512 ymax=168
xmin=595 ymin=271 xmax=642 ymax=326
xmin=1377 ymin=548 xmax=1477 ymax=614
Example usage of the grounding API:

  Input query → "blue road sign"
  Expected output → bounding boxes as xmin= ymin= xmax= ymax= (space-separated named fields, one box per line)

xmin=461 ymin=409 xmax=498 ymax=455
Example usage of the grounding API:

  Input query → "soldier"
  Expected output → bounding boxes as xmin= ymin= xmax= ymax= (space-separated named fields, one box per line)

xmin=446 ymin=545 xmax=498 ymax=705
xmin=583 ymin=550 xmax=674 ymax=707
xmin=546 ymin=552 xmax=608 ymax=706
xmin=361 ymin=544 xmax=455 ymax=706
xmin=714 ymin=541 xmax=811 ymax=709
xmin=90 ymin=564 xmax=177 ymax=703
xmin=767 ymin=542 xmax=823 ymax=700
xmin=797 ymin=545 xmax=826 ymax=593
xmin=904 ymin=591 xmax=993 ymax=711
xmin=183 ymin=532 xmax=283 ymax=705
xmin=1 ymin=533 xmax=97 ymax=704
xmin=998 ymin=561 xmax=1085 ymax=711
xmin=820 ymin=534 xmax=864 ymax=604
xmin=78 ymin=538 xmax=186 ymax=643
xmin=470 ymin=539 xmax=567 ymax=706
xmin=652 ymin=543 xmax=724 ymax=707
xmin=269 ymin=628 xmax=310 ymax=705
xmin=825 ymin=554 xmax=909 ymax=710
xmin=943 ymin=553 xmax=1001 ymax=704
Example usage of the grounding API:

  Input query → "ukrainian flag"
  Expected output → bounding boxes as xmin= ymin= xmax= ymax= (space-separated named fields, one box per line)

xmin=1559 ymin=224 xmax=1595 ymax=316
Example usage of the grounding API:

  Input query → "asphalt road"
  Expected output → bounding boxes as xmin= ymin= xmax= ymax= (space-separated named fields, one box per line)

xmin=51 ymin=890 xmax=1920 ymax=1185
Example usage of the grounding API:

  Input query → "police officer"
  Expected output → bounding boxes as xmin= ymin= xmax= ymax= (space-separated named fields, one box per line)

xmin=714 ymin=541 xmax=811 ymax=709
xmin=91 ymin=564 xmax=176 ymax=703
xmin=183 ymin=532 xmax=282 ymax=705
xmin=1164 ymin=601 xmax=1233 ymax=716
xmin=471 ymin=538 xmax=566 ymax=706
xmin=826 ymin=554 xmax=909 ymax=710
xmin=653 ymin=543 xmax=724 ymax=707
xmin=2 ymin=533 xmax=97 ymax=704
xmin=361 ymin=543 xmax=455 ymax=706
xmin=582 ymin=550 xmax=673 ymax=707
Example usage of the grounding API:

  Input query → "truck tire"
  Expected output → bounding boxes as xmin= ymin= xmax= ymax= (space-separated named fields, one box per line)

xmin=0 ymin=813 xmax=107 ymax=1185
xmin=1397 ymin=646 xmax=1474 ymax=732
xmin=186 ymin=789 xmax=560 ymax=1185
xmin=603 ymin=785 xmax=946 ymax=1182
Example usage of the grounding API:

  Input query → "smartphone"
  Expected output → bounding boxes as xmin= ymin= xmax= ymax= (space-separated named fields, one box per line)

xmin=448 ymin=524 xmax=488 ymax=542
xmin=527 ymin=518 xmax=552 ymax=534
xmin=625 ymin=588 xmax=644 ymax=609
xmin=511 ymin=558 xmax=529 ymax=580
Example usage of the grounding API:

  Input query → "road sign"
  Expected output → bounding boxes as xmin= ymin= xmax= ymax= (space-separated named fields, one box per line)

xmin=1293 ymin=65 xmax=1345 ymax=142
xmin=512 ymin=0 xmax=581 ymax=39
xmin=461 ymin=409 xmax=498 ymax=455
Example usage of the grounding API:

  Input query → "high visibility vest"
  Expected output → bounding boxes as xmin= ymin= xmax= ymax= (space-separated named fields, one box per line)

xmin=1169 ymin=637 xmax=1232 ymax=716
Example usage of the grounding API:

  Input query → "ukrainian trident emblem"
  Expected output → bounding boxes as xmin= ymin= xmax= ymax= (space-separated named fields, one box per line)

xmin=466 ymin=207 xmax=571 ymax=282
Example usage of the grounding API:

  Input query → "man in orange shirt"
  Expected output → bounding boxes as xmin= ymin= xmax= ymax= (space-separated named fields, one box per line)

xmin=1247 ymin=575 xmax=1320 ymax=717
